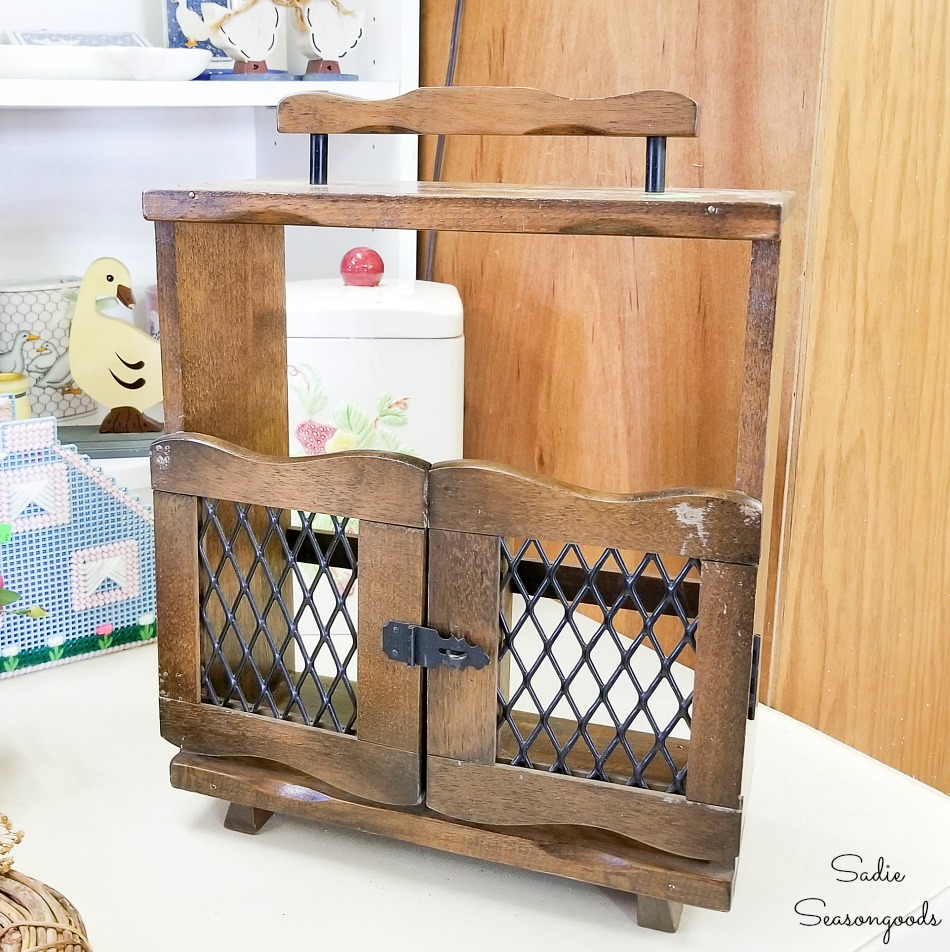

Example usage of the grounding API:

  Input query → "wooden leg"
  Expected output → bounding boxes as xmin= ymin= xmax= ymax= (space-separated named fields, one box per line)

xmin=223 ymin=802 xmax=274 ymax=835
xmin=635 ymin=894 xmax=683 ymax=933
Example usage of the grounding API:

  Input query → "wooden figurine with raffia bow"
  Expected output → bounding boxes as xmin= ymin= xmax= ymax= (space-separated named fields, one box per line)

xmin=285 ymin=0 xmax=364 ymax=76
xmin=201 ymin=0 xmax=283 ymax=73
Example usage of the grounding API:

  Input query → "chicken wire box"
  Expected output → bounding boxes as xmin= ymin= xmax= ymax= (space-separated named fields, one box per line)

xmin=0 ymin=276 xmax=98 ymax=420
xmin=0 ymin=398 xmax=156 ymax=677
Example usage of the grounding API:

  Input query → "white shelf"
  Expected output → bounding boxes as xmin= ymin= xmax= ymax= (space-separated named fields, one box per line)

xmin=0 ymin=0 xmax=419 ymax=306
xmin=0 ymin=78 xmax=402 ymax=109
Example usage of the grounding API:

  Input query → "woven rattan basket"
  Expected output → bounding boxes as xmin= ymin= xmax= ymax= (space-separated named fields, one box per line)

xmin=0 ymin=816 xmax=91 ymax=952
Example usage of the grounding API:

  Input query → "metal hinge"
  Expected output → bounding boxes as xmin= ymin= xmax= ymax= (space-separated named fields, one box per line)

xmin=748 ymin=633 xmax=762 ymax=720
xmin=382 ymin=621 xmax=489 ymax=672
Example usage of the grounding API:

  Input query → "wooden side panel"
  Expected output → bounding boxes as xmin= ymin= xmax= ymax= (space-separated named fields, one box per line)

xmin=153 ymin=490 xmax=200 ymax=705
xmin=161 ymin=698 xmax=421 ymax=806
xmin=426 ymin=757 xmax=740 ymax=862
xmin=426 ymin=530 xmax=501 ymax=763
xmin=153 ymin=221 xmax=287 ymax=454
xmin=355 ymin=521 xmax=426 ymax=753
xmin=735 ymin=241 xmax=782 ymax=499
xmin=687 ymin=562 xmax=757 ymax=809
xmin=151 ymin=432 xmax=428 ymax=528
xmin=774 ymin=0 xmax=950 ymax=793
xmin=278 ymin=86 xmax=699 ymax=137
xmin=429 ymin=461 xmax=761 ymax=564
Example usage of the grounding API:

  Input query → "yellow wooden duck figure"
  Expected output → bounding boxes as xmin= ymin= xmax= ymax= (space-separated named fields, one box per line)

xmin=68 ymin=257 xmax=163 ymax=434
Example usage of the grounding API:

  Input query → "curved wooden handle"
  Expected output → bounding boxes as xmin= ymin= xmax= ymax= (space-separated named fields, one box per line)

xmin=278 ymin=86 xmax=699 ymax=138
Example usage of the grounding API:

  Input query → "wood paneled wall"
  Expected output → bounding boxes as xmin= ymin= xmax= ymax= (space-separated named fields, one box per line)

xmin=420 ymin=1 xmax=826 ymax=691
xmin=420 ymin=0 xmax=950 ymax=795
xmin=773 ymin=0 xmax=950 ymax=791
xmin=422 ymin=2 xmax=822 ymax=492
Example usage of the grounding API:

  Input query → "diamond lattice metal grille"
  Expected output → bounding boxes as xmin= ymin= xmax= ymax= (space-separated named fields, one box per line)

xmin=197 ymin=500 xmax=359 ymax=734
xmin=498 ymin=539 xmax=699 ymax=794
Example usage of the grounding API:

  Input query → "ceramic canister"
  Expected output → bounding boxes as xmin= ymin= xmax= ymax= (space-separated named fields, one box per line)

xmin=285 ymin=276 xmax=464 ymax=464
xmin=0 ymin=275 xmax=97 ymax=421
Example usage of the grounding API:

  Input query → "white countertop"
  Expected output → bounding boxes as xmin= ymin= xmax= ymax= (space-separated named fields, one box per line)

xmin=1 ymin=644 xmax=948 ymax=952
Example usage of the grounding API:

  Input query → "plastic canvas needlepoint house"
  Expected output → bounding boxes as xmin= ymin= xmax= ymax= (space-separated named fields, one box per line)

xmin=0 ymin=395 xmax=156 ymax=677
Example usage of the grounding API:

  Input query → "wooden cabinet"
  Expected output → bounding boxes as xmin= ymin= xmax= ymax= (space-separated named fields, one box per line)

xmin=145 ymin=87 xmax=788 ymax=933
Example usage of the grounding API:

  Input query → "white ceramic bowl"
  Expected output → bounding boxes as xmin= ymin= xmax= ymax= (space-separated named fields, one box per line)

xmin=0 ymin=45 xmax=212 ymax=81
xmin=104 ymin=47 xmax=213 ymax=81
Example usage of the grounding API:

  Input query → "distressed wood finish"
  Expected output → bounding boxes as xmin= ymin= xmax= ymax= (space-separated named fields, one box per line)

xmin=424 ymin=461 xmax=753 ymax=856
xmin=151 ymin=431 xmax=428 ymax=529
xmin=687 ymin=562 xmax=757 ymax=809
xmin=278 ymin=86 xmax=699 ymax=137
xmin=144 ymin=183 xmax=787 ymax=242
xmin=153 ymin=490 xmax=200 ymax=704
xmin=355 ymin=522 xmax=426 ymax=753
xmin=429 ymin=461 xmax=761 ymax=563
xmin=161 ymin=698 xmax=421 ymax=806
xmin=425 ymin=757 xmax=739 ymax=862
xmin=172 ymin=751 xmax=736 ymax=911
xmin=425 ymin=530 xmax=502 ymax=763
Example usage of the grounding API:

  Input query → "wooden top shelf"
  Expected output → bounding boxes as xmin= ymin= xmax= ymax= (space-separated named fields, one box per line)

xmin=143 ymin=181 xmax=790 ymax=240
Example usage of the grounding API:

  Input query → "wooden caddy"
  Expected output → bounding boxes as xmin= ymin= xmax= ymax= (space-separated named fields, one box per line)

xmin=144 ymin=87 xmax=788 ymax=934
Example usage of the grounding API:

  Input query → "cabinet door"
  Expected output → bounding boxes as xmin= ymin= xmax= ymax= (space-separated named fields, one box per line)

xmin=424 ymin=462 xmax=758 ymax=861
xmin=153 ymin=432 xmax=428 ymax=806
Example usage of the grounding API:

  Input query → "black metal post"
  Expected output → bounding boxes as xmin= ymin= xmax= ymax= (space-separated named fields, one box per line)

xmin=645 ymin=136 xmax=666 ymax=193
xmin=310 ymin=133 xmax=329 ymax=186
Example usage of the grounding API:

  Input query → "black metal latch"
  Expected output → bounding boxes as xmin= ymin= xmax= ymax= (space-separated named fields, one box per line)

xmin=382 ymin=622 xmax=489 ymax=672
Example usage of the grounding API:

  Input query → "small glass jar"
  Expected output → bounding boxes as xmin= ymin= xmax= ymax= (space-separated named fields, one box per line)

xmin=0 ymin=372 xmax=33 ymax=419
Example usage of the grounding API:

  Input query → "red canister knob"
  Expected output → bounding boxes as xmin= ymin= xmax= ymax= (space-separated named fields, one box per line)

xmin=340 ymin=247 xmax=384 ymax=287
